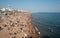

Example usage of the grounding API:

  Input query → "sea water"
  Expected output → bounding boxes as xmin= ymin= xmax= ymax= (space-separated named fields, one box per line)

xmin=32 ymin=12 xmax=60 ymax=38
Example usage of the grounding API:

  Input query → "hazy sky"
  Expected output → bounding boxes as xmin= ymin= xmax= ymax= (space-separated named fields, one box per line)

xmin=0 ymin=0 xmax=60 ymax=12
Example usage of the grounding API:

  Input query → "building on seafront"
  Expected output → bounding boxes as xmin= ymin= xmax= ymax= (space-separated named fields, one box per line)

xmin=0 ymin=7 xmax=29 ymax=14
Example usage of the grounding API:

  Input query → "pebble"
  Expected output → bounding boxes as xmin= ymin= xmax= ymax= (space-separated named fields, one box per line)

xmin=38 ymin=32 xmax=40 ymax=34
xmin=24 ymin=33 xmax=27 ymax=37
xmin=4 ymin=24 xmax=7 ymax=27
xmin=12 ymin=36 xmax=16 ymax=38
xmin=10 ymin=22 xmax=15 ymax=27
xmin=0 ymin=16 xmax=2 ymax=19
xmin=7 ymin=27 xmax=10 ymax=30
xmin=0 ymin=27 xmax=3 ymax=31
xmin=14 ymin=32 xmax=17 ymax=35
xmin=9 ymin=33 xmax=12 ymax=35
xmin=10 ymin=36 xmax=12 ymax=38
xmin=19 ymin=28 xmax=23 ymax=32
